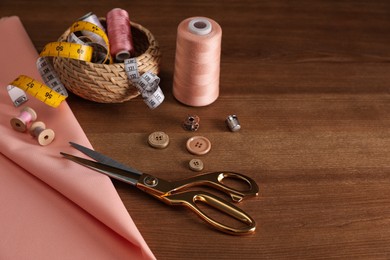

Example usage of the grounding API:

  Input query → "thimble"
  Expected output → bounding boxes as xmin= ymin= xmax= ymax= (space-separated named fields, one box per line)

xmin=226 ymin=115 xmax=241 ymax=132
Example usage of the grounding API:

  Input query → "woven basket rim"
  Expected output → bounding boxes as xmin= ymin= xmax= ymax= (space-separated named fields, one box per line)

xmin=53 ymin=19 xmax=161 ymax=103
xmin=58 ymin=20 xmax=158 ymax=66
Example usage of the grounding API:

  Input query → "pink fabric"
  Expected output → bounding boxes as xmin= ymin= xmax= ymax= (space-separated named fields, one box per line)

xmin=0 ymin=16 xmax=155 ymax=259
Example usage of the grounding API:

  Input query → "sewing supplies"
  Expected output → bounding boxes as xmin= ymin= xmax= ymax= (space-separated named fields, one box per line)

xmin=37 ymin=57 xmax=68 ymax=97
xmin=9 ymin=107 xmax=55 ymax=146
xmin=79 ymin=12 xmax=105 ymax=30
xmin=124 ymin=58 xmax=164 ymax=109
xmin=182 ymin=115 xmax=200 ymax=131
xmin=77 ymin=12 xmax=107 ymax=50
xmin=226 ymin=115 xmax=241 ymax=132
xmin=53 ymin=12 xmax=161 ymax=104
xmin=7 ymin=10 xmax=162 ymax=107
xmin=66 ymin=19 xmax=109 ymax=64
xmin=7 ymin=85 xmax=28 ymax=107
xmin=106 ymin=8 xmax=135 ymax=62
xmin=189 ymin=158 xmax=204 ymax=172
xmin=9 ymin=75 xmax=67 ymax=108
xmin=10 ymin=106 xmax=37 ymax=132
xmin=40 ymin=41 xmax=94 ymax=62
xmin=173 ymin=17 xmax=222 ymax=107
xmin=6 ymin=20 xmax=105 ymax=108
xmin=29 ymin=121 xmax=55 ymax=146
xmin=186 ymin=136 xmax=211 ymax=155
xmin=61 ymin=142 xmax=258 ymax=235
xmin=68 ymin=20 xmax=111 ymax=64
xmin=148 ymin=131 xmax=169 ymax=149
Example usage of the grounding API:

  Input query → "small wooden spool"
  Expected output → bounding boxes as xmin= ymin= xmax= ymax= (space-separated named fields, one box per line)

xmin=29 ymin=121 xmax=55 ymax=146
xmin=10 ymin=107 xmax=37 ymax=132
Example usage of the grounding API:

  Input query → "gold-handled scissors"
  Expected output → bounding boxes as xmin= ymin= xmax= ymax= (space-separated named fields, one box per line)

xmin=61 ymin=142 xmax=259 ymax=235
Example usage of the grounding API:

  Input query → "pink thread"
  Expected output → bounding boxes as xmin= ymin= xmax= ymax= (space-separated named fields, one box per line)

xmin=173 ymin=17 xmax=222 ymax=107
xmin=106 ymin=8 xmax=134 ymax=62
xmin=19 ymin=111 xmax=34 ymax=123
xmin=10 ymin=107 xmax=37 ymax=132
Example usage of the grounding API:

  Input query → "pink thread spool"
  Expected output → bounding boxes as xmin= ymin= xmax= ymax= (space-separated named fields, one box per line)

xmin=29 ymin=121 xmax=55 ymax=146
xmin=106 ymin=8 xmax=135 ymax=62
xmin=173 ymin=17 xmax=222 ymax=107
xmin=10 ymin=107 xmax=37 ymax=132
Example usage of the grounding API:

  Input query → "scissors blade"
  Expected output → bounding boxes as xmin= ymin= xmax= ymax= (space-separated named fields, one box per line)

xmin=69 ymin=141 xmax=143 ymax=175
xmin=60 ymin=152 xmax=141 ymax=186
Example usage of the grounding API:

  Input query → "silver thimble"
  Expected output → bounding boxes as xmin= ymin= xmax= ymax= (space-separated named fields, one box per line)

xmin=226 ymin=115 xmax=241 ymax=132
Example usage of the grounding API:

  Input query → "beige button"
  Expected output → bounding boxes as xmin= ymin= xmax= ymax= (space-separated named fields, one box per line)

xmin=148 ymin=131 xmax=169 ymax=149
xmin=189 ymin=159 xmax=204 ymax=171
xmin=186 ymin=136 xmax=211 ymax=155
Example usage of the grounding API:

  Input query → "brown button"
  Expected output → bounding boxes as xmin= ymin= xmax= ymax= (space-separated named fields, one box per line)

xmin=189 ymin=159 xmax=204 ymax=171
xmin=186 ymin=136 xmax=211 ymax=155
xmin=148 ymin=131 xmax=169 ymax=149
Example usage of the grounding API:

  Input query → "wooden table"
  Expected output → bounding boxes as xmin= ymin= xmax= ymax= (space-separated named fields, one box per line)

xmin=2 ymin=1 xmax=390 ymax=259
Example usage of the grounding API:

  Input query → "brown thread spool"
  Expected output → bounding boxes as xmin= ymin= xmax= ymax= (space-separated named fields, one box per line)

xmin=29 ymin=121 xmax=55 ymax=146
xmin=182 ymin=115 xmax=200 ymax=131
xmin=10 ymin=107 xmax=37 ymax=132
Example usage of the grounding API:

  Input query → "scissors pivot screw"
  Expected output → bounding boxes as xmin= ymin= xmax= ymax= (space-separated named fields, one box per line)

xmin=144 ymin=175 xmax=158 ymax=187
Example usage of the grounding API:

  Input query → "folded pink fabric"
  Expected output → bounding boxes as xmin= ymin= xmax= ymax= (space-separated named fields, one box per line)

xmin=0 ymin=16 xmax=155 ymax=259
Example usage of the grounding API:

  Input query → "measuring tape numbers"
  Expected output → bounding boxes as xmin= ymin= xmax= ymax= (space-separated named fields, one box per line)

xmin=10 ymin=75 xmax=67 ymax=108
xmin=124 ymin=58 xmax=164 ymax=109
xmin=69 ymin=21 xmax=111 ymax=64
xmin=6 ymin=20 xmax=111 ymax=108
xmin=40 ymin=42 xmax=93 ymax=62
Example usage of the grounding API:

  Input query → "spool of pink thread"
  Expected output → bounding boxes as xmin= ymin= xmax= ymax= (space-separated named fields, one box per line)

xmin=10 ymin=106 xmax=37 ymax=132
xmin=106 ymin=8 xmax=135 ymax=62
xmin=173 ymin=17 xmax=222 ymax=107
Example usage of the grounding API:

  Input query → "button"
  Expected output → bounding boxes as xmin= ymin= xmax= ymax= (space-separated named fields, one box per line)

xmin=186 ymin=136 xmax=211 ymax=155
xmin=148 ymin=131 xmax=169 ymax=149
xmin=189 ymin=159 xmax=204 ymax=171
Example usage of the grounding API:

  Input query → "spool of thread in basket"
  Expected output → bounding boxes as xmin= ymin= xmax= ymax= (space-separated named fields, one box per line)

xmin=106 ymin=8 xmax=135 ymax=62
xmin=173 ymin=17 xmax=222 ymax=107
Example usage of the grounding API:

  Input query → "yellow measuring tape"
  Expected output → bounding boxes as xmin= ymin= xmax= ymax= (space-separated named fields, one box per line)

xmin=7 ymin=20 xmax=111 ymax=108
xmin=40 ymin=42 xmax=93 ymax=61
xmin=10 ymin=75 xmax=67 ymax=108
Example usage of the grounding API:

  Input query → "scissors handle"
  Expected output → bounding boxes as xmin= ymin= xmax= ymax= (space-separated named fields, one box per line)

xmin=169 ymin=171 xmax=259 ymax=202
xmin=136 ymin=172 xmax=259 ymax=235
xmin=160 ymin=190 xmax=256 ymax=235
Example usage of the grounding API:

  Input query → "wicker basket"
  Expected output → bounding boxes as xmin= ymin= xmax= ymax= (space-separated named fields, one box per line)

xmin=52 ymin=21 xmax=161 ymax=103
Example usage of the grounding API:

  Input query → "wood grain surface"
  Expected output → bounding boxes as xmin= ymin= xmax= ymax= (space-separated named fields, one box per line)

xmin=1 ymin=1 xmax=390 ymax=259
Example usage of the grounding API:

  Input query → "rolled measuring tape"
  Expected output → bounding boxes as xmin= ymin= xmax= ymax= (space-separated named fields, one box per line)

xmin=6 ymin=20 xmax=111 ymax=108
xmin=77 ymin=12 xmax=107 ymax=48
xmin=124 ymin=58 xmax=164 ymax=109
xmin=68 ymin=20 xmax=111 ymax=64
